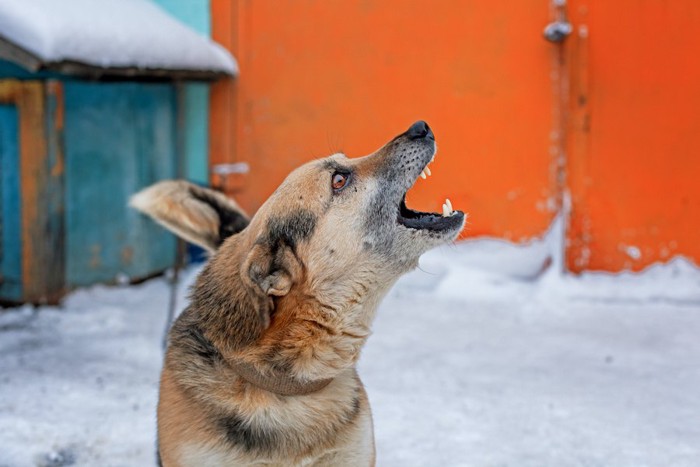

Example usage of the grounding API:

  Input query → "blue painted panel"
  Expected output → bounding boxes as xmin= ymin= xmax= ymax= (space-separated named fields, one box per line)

xmin=152 ymin=0 xmax=211 ymax=35
xmin=150 ymin=1 xmax=212 ymax=185
xmin=0 ymin=104 xmax=22 ymax=300
xmin=64 ymin=82 xmax=177 ymax=286
xmin=183 ymin=83 xmax=210 ymax=184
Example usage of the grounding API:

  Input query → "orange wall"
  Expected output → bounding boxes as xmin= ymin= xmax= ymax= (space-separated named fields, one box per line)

xmin=211 ymin=0 xmax=700 ymax=273
xmin=211 ymin=0 xmax=559 ymax=242
xmin=566 ymin=1 xmax=700 ymax=272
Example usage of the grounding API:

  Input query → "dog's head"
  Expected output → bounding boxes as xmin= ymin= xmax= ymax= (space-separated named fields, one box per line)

xmin=132 ymin=121 xmax=464 ymax=341
xmin=247 ymin=119 xmax=464 ymax=282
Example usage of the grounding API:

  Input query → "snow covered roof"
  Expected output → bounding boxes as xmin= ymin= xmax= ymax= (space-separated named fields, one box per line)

xmin=0 ymin=0 xmax=238 ymax=80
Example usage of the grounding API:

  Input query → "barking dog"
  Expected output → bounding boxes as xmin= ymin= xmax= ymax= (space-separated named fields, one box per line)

xmin=131 ymin=121 xmax=465 ymax=466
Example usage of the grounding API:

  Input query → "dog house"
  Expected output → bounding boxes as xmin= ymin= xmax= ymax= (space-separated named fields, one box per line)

xmin=0 ymin=0 xmax=237 ymax=304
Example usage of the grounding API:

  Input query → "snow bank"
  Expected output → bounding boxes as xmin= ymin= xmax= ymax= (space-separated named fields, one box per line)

xmin=0 ymin=0 xmax=237 ymax=75
xmin=405 ymin=217 xmax=700 ymax=306
xmin=1 ymin=225 xmax=699 ymax=466
xmin=0 ymin=268 xmax=200 ymax=467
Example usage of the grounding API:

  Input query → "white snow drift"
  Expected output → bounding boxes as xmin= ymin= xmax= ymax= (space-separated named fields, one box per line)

xmin=1 ymin=227 xmax=699 ymax=466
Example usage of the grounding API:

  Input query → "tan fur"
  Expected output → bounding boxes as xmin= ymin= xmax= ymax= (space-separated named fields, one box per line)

xmin=134 ymin=123 xmax=464 ymax=466
xmin=130 ymin=180 xmax=248 ymax=252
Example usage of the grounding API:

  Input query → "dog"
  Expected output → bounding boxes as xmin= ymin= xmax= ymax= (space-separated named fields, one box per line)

xmin=130 ymin=121 xmax=465 ymax=466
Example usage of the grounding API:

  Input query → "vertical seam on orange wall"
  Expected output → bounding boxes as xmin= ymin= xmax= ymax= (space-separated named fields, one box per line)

xmin=209 ymin=0 xmax=236 ymax=192
xmin=545 ymin=0 xmax=574 ymax=274
xmin=565 ymin=1 xmax=592 ymax=273
xmin=548 ymin=0 xmax=570 ymax=265
xmin=232 ymin=0 xmax=242 ymax=182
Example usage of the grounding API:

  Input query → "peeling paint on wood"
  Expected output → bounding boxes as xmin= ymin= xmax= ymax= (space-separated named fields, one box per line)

xmin=0 ymin=80 xmax=64 ymax=304
xmin=0 ymin=101 xmax=22 ymax=301
xmin=63 ymin=82 xmax=177 ymax=287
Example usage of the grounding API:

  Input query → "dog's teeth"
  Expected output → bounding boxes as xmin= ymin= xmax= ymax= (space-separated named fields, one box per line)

xmin=424 ymin=166 xmax=431 ymax=176
xmin=420 ymin=170 xmax=427 ymax=180
xmin=442 ymin=198 xmax=456 ymax=217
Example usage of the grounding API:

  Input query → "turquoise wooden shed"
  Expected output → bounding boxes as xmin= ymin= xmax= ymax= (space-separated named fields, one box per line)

xmin=0 ymin=0 xmax=237 ymax=304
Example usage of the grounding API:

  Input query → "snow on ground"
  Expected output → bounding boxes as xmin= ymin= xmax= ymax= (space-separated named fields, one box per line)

xmin=0 ymin=0 xmax=237 ymax=74
xmin=1 ymin=227 xmax=700 ymax=467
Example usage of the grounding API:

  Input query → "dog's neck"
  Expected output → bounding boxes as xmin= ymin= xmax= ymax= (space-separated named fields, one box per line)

xmin=236 ymin=289 xmax=372 ymax=383
xmin=191 ymin=255 xmax=374 ymax=396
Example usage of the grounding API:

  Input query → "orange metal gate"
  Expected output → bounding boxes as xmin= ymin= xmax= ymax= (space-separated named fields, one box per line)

xmin=565 ymin=0 xmax=700 ymax=272
xmin=210 ymin=0 xmax=700 ymax=273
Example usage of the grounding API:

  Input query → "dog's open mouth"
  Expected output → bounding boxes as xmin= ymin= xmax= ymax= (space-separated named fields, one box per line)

xmin=397 ymin=195 xmax=464 ymax=231
xmin=396 ymin=155 xmax=465 ymax=232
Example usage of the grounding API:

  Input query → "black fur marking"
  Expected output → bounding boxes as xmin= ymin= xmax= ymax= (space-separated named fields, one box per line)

xmin=338 ymin=380 xmax=363 ymax=425
xmin=248 ymin=211 xmax=315 ymax=310
xmin=188 ymin=186 xmax=249 ymax=244
xmin=344 ymin=395 xmax=362 ymax=423
xmin=173 ymin=323 xmax=223 ymax=366
xmin=265 ymin=210 xmax=317 ymax=251
xmin=218 ymin=412 xmax=279 ymax=453
xmin=321 ymin=159 xmax=350 ymax=174
xmin=187 ymin=262 xmax=266 ymax=350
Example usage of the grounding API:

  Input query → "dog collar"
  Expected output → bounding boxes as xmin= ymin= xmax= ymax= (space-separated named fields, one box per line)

xmin=232 ymin=361 xmax=333 ymax=396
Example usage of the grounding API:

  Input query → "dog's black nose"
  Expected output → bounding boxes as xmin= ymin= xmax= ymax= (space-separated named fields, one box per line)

xmin=407 ymin=120 xmax=434 ymax=140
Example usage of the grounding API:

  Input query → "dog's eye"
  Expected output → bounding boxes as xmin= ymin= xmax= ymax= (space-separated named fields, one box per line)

xmin=331 ymin=172 xmax=349 ymax=191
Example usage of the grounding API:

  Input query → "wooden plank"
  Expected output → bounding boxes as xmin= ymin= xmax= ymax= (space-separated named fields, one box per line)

xmin=0 ymin=35 xmax=43 ymax=72
xmin=14 ymin=81 xmax=46 ymax=302
xmin=0 ymin=80 xmax=66 ymax=304
xmin=0 ymin=102 xmax=22 ymax=301
xmin=154 ymin=0 xmax=213 ymax=185
xmin=0 ymin=80 xmax=65 ymax=304
xmin=129 ymin=83 xmax=179 ymax=279
xmin=183 ymin=83 xmax=210 ymax=185
xmin=0 ymin=80 xmax=19 ymax=103
xmin=18 ymin=81 xmax=65 ymax=303
xmin=63 ymin=82 xmax=177 ymax=286
xmin=43 ymin=80 xmax=67 ymax=301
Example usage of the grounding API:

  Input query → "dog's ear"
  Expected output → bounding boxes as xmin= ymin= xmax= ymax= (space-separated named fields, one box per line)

xmin=130 ymin=180 xmax=249 ymax=252
xmin=240 ymin=211 xmax=315 ymax=326
xmin=243 ymin=242 xmax=300 ymax=297
xmin=239 ymin=243 xmax=297 ymax=329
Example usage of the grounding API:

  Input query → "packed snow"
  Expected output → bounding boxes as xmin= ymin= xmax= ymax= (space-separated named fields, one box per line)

xmin=1 ymin=223 xmax=699 ymax=466
xmin=0 ymin=0 xmax=237 ymax=74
